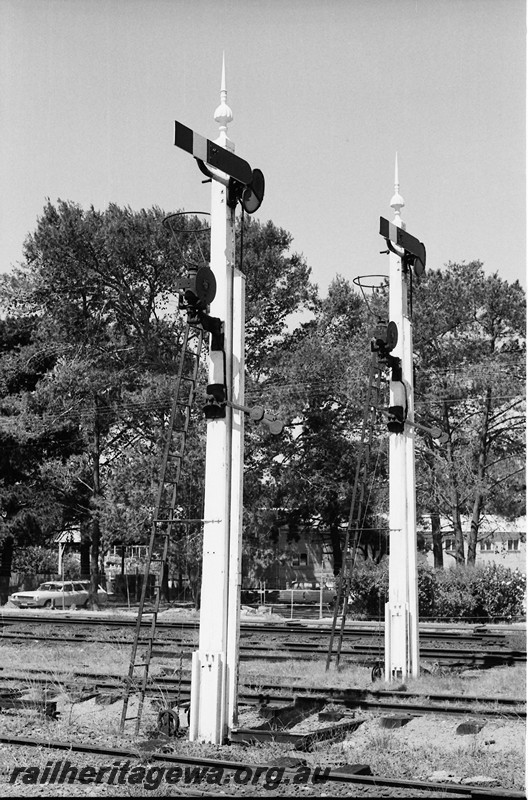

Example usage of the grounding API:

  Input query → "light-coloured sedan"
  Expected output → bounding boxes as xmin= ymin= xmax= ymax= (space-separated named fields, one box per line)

xmin=278 ymin=581 xmax=335 ymax=604
xmin=9 ymin=581 xmax=108 ymax=609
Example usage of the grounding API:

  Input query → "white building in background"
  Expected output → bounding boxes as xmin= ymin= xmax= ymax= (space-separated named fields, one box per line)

xmin=422 ymin=516 xmax=526 ymax=572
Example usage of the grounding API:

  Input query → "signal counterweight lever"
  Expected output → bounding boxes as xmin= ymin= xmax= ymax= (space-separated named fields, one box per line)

xmin=226 ymin=399 xmax=285 ymax=435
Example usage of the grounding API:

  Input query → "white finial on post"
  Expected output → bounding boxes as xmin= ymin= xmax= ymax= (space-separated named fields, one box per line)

xmin=214 ymin=52 xmax=233 ymax=149
xmin=390 ymin=152 xmax=405 ymax=227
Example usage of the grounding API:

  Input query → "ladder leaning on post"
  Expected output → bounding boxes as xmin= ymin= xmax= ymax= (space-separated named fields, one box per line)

xmin=119 ymin=320 xmax=204 ymax=735
xmin=326 ymin=350 xmax=385 ymax=670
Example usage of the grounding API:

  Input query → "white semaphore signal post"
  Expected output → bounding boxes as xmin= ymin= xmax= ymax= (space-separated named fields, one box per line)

xmin=381 ymin=156 xmax=424 ymax=681
xmin=187 ymin=58 xmax=242 ymax=745
xmin=175 ymin=58 xmax=266 ymax=745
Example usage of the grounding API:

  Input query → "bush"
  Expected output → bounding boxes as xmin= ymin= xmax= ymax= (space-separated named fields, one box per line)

xmin=12 ymin=546 xmax=58 ymax=575
xmin=61 ymin=553 xmax=81 ymax=579
xmin=11 ymin=547 xmax=81 ymax=581
xmin=349 ymin=558 xmax=437 ymax=619
xmin=349 ymin=559 xmax=388 ymax=618
xmin=416 ymin=558 xmax=437 ymax=618
xmin=434 ymin=567 xmax=478 ymax=621
xmin=348 ymin=559 xmax=526 ymax=622
xmin=472 ymin=563 xmax=526 ymax=622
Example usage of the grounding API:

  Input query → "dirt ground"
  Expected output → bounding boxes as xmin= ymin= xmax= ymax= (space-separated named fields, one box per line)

xmin=0 ymin=684 xmax=525 ymax=797
xmin=0 ymin=609 xmax=525 ymax=797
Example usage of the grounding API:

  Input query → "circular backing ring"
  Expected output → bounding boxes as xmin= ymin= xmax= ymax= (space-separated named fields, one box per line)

xmin=353 ymin=274 xmax=389 ymax=321
xmin=162 ymin=212 xmax=211 ymax=236
xmin=352 ymin=274 xmax=388 ymax=291
xmin=163 ymin=212 xmax=211 ymax=269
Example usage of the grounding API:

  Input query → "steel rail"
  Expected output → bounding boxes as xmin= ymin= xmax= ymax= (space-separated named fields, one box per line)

xmin=8 ymin=665 xmax=528 ymax=704
xmin=0 ymin=611 xmax=520 ymax=642
xmin=3 ymin=683 xmax=524 ymax=720
xmin=0 ymin=638 xmax=524 ymax=672
xmin=0 ymin=733 xmax=523 ymax=798
xmin=0 ymin=625 xmax=511 ymax=650
xmin=0 ymin=631 xmax=526 ymax=662
xmin=1 ymin=670 xmax=524 ymax=719
xmin=1 ymin=627 xmax=510 ymax=651
xmin=1 ymin=629 xmax=524 ymax=667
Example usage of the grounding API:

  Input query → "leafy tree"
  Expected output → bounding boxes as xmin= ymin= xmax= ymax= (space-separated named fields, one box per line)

xmin=242 ymin=273 xmax=389 ymax=574
xmin=3 ymin=200 xmax=522 ymax=613
xmin=413 ymin=263 xmax=525 ymax=565
xmin=0 ymin=201 xmax=199 ymax=605
xmin=239 ymin=216 xmax=319 ymax=376
xmin=0 ymin=206 xmax=324 ymax=605
xmin=0 ymin=315 xmax=86 ymax=601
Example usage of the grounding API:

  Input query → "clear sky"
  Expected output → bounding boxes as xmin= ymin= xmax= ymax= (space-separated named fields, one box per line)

xmin=1 ymin=0 xmax=526 ymax=297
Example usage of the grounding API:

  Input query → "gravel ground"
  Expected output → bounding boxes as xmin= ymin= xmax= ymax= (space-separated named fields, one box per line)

xmin=0 ymin=690 xmax=524 ymax=798
xmin=0 ymin=609 xmax=525 ymax=797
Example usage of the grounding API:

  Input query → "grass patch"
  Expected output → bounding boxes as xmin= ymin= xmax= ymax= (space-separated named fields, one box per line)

xmin=0 ymin=639 xmax=525 ymax=796
xmin=241 ymin=659 xmax=376 ymax=690
xmin=401 ymin=664 xmax=526 ymax=699
xmin=240 ymin=659 xmax=526 ymax=700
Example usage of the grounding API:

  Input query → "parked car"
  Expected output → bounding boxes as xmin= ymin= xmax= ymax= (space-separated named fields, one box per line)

xmin=240 ymin=589 xmax=280 ymax=604
xmin=9 ymin=581 xmax=109 ymax=609
xmin=278 ymin=581 xmax=335 ymax=604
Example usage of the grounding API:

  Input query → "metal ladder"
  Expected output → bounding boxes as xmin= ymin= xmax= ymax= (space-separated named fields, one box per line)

xmin=326 ymin=351 xmax=385 ymax=669
xmin=120 ymin=320 xmax=204 ymax=734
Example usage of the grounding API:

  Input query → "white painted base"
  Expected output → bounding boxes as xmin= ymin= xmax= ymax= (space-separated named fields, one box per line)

xmin=384 ymin=601 xmax=410 ymax=681
xmin=189 ymin=650 xmax=225 ymax=743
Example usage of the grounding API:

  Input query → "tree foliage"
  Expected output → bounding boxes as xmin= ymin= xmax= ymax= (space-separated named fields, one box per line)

xmin=239 ymin=217 xmax=319 ymax=375
xmin=0 ymin=202 xmax=524 ymax=608
xmin=0 ymin=201 xmax=195 ymax=604
xmin=0 ymin=204 xmax=323 ymax=603
xmin=242 ymin=273 xmax=390 ymax=570
xmin=413 ymin=262 xmax=525 ymax=564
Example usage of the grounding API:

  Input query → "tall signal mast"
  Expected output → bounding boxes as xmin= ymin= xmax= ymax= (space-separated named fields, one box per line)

xmin=188 ymin=55 xmax=244 ymax=744
xmin=383 ymin=155 xmax=421 ymax=680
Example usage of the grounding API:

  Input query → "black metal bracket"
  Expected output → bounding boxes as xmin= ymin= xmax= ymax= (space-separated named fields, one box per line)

xmin=195 ymin=158 xmax=215 ymax=181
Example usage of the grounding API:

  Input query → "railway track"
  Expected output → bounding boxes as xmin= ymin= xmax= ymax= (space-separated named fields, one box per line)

xmin=0 ymin=609 xmax=519 ymax=643
xmin=1 ymin=617 xmax=525 ymax=799
xmin=1 ymin=627 xmax=524 ymax=668
xmin=2 ymin=611 xmax=524 ymax=651
xmin=0 ymin=733 xmax=523 ymax=798
xmin=1 ymin=666 xmax=525 ymax=720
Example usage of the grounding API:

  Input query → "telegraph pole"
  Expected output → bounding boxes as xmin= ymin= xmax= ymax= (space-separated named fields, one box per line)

xmin=189 ymin=57 xmax=242 ymax=744
xmin=383 ymin=156 xmax=420 ymax=681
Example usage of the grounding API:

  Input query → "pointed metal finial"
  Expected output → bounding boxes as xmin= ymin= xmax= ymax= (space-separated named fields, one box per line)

xmin=390 ymin=152 xmax=405 ymax=225
xmin=214 ymin=52 xmax=233 ymax=143
xmin=220 ymin=52 xmax=227 ymax=104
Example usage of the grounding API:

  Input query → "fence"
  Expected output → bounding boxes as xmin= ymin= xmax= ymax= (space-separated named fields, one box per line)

xmin=241 ymin=587 xmax=335 ymax=620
